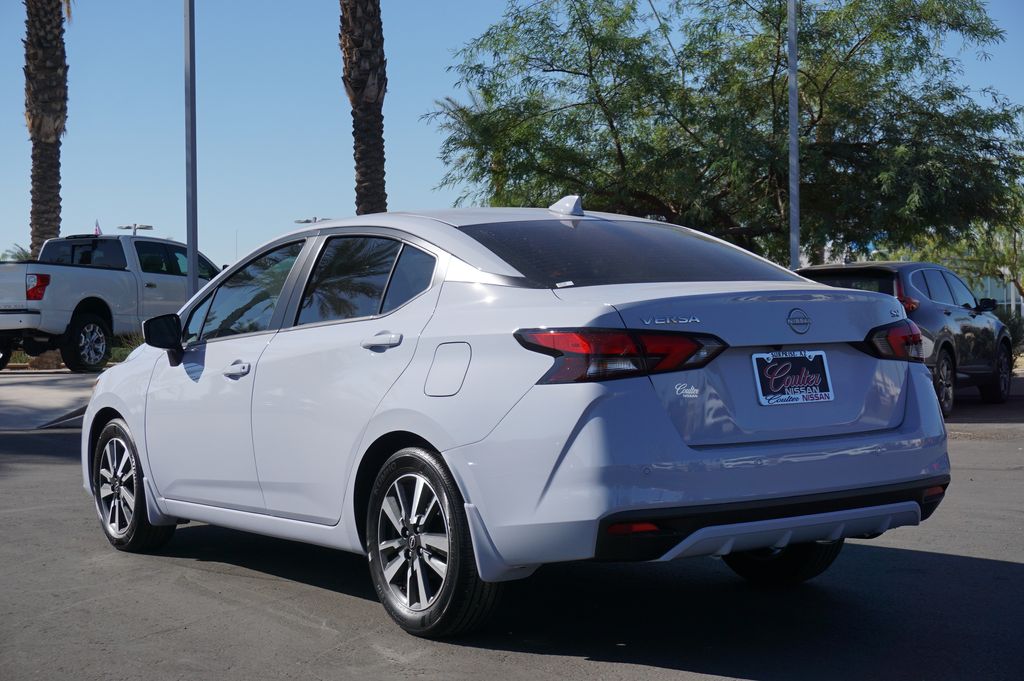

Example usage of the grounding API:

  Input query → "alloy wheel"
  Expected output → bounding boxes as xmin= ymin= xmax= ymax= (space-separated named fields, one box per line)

xmin=98 ymin=437 xmax=136 ymax=537
xmin=376 ymin=473 xmax=450 ymax=611
xmin=937 ymin=355 xmax=954 ymax=413
xmin=79 ymin=323 xmax=107 ymax=366
xmin=998 ymin=349 xmax=1012 ymax=398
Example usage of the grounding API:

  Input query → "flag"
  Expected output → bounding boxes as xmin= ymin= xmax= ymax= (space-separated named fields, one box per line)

xmin=94 ymin=219 xmax=101 ymax=236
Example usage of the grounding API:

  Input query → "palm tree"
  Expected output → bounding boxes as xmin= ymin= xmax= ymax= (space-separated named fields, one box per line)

xmin=23 ymin=0 xmax=71 ymax=257
xmin=339 ymin=0 xmax=388 ymax=215
xmin=1 ymin=243 xmax=32 ymax=262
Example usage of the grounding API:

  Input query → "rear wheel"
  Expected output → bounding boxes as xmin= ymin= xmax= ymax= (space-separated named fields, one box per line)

xmin=92 ymin=418 xmax=175 ymax=552
xmin=61 ymin=313 xmax=112 ymax=372
xmin=723 ymin=540 xmax=844 ymax=585
xmin=366 ymin=447 xmax=501 ymax=638
xmin=0 ymin=340 xmax=12 ymax=371
xmin=933 ymin=349 xmax=955 ymax=418
xmin=979 ymin=344 xmax=1013 ymax=404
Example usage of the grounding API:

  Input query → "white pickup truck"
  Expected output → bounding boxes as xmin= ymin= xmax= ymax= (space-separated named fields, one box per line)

xmin=0 ymin=234 xmax=218 ymax=371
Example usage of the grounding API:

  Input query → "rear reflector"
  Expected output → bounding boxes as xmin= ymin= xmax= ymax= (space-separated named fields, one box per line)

xmin=923 ymin=485 xmax=946 ymax=499
xmin=607 ymin=522 xmax=659 ymax=535
xmin=515 ymin=328 xmax=727 ymax=383
xmin=25 ymin=273 xmax=51 ymax=301
xmin=867 ymin=320 xmax=924 ymax=362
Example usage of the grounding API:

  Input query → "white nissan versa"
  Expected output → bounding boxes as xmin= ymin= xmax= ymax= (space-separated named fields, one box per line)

xmin=82 ymin=198 xmax=949 ymax=637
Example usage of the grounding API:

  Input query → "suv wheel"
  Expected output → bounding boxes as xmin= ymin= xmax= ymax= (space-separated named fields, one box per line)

xmin=933 ymin=349 xmax=955 ymax=417
xmin=723 ymin=540 xmax=844 ymax=585
xmin=979 ymin=344 xmax=1013 ymax=404
xmin=366 ymin=447 xmax=501 ymax=638
xmin=61 ymin=313 xmax=112 ymax=372
xmin=92 ymin=418 xmax=175 ymax=552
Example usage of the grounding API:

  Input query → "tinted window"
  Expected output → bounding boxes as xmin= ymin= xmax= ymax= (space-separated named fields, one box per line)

xmin=168 ymin=245 xmax=218 ymax=280
xmin=40 ymin=239 xmax=127 ymax=269
xmin=135 ymin=242 xmax=172 ymax=274
xmin=200 ymin=241 xmax=303 ymax=341
xmin=297 ymin=237 xmax=400 ymax=325
xmin=182 ymin=295 xmax=212 ymax=346
xmin=381 ymin=245 xmax=436 ymax=313
xmin=944 ymin=272 xmax=976 ymax=308
xmin=459 ymin=220 xmax=798 ymax=287
xmin=923 ymin=269 xmax=955 ymax=305
xmin=910 ymin=270 xmax=929 ymax=296
xmin=800 ymin=271 xmax=894 ymax=295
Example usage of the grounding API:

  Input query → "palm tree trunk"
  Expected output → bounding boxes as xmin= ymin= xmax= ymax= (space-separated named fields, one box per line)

xmin=29 ymin=140 xmax=62 ymax=256
xmin=24 ymin=0 xmax=69 ymax=258
xmin=340 ymin=0 xmax=388 ymax=215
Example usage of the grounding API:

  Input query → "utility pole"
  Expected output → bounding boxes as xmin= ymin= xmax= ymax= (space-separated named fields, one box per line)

xmin=184 ymin=0 xmax=199 ymax=296
xmin=787 ymin=0 xmax=800 ymax=270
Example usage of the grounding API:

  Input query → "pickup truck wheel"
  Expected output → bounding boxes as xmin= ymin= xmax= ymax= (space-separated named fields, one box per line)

xmin=61 ymin=313 xmax=112 ymax=372
xmin=723 ymin=540 xmax=844 ymax=585
xmin=0 ymin=341 xmax=13 ymax=371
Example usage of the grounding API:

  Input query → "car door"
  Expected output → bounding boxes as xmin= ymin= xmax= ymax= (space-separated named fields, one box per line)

xmin=145 ymin=240 xmax=306 ymax=511
xmin=134 ymin=241 xmax=188 ymax=321
xmin=251 ymin=234 xmax=442 ymax=524
xmin=921 ymin=268 xmax=966 ymax=367
xmin=944 ymin=271 xmax=994 ymax=374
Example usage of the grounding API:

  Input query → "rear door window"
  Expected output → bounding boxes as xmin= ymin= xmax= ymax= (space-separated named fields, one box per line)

xmin=459 ymin=219 xmax=798 ymax=287
xmin=134 ymin=242 xmax=173 ymax=274
xmin=923 ymin=269 xmax=955 ymax=305
xmin=944 ymin=272 xmax=977 ymax=308
xmin=381 ymin=245 xmax=436 ymax=313
xmin=296 ymin=237 xmax=401 ymax=325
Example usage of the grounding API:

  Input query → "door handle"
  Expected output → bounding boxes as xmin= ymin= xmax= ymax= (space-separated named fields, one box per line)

xmin=222 ymin=361 xmax=251 ymax=378
xmin=145 ymin=282 xmax=157 ymax=289
xmin=361 ymin=332 xmax=402 ymax=349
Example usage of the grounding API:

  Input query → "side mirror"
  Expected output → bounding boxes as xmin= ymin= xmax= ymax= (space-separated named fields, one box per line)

xmin=977 ymin=298 xmax=997 ymax=312
xmin=143 ymin=313 xmax=184 ymax=366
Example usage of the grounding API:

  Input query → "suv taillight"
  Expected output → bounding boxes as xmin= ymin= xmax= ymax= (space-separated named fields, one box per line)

xmin=894 ymin=276 xmax=919 ymax=314
xmin=515 ymin=328 xmax=727 ymax=383
xmin=867 ymin=319 xmax=924 ymax=362
xmin=26 ymin=273 xmax=50 ymax=301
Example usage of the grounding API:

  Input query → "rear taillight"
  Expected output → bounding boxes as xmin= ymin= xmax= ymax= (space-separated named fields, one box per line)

xmin=867 ymin=319 xmax=924 ymax=362
xmin=894 ymin=277 xmax=919 ymax=313
xmin=515 ymin=328 xmax=727 ymax=383
xmin=26 ymin=273 xmax=50 ymax=301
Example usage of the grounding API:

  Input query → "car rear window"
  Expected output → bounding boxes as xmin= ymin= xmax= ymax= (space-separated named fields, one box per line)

xmin=458 ymin=219 xmax=798 ymax=287
xmin=39 ymin=239 xmax=127 ymax=269
xmin=799 ymin=270 xmax=895 ymax=295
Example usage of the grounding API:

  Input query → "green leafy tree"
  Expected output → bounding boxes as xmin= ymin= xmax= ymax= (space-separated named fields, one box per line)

xmin=431 ymin=0 xmax=1024 ymax=263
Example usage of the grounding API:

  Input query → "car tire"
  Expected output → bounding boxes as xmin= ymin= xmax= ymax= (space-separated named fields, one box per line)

xmin=0 ymin=341 xmax=12 ymax=371
xmin=979 ymin=344 xmax=1013 ymax=404
xmin=366 ymin=446 xmax=502 ymax=638
xmin=92 ymin=418 xmax=175 ymax=552
xmin=723 ymin=540 xmax=844 ymax=585
xmin=933 ymin=349 xmax=955 ymax=418
xmin=61 ymin=313 xmax=112 ymax=372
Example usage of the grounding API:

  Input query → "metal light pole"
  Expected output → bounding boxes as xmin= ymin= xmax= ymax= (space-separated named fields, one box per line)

xmin=787 ymin=0 xmax=800 ymax=270
xmin=184 ymin=0 xmax=199 ymax=296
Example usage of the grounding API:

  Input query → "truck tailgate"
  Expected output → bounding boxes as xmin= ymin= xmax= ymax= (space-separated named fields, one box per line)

xmin=0 ymin=263 xmax=28 ymax=310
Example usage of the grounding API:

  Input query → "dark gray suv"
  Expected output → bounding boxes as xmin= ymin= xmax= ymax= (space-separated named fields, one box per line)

xmin=798 ymin=262 xmax=1013 ymax=417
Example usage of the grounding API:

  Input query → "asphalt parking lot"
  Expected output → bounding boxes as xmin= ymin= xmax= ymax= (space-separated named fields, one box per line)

xmin=1 ymin=374 xmax=1022 ymax=680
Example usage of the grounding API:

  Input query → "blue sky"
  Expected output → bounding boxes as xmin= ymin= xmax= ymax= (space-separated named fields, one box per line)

xmin=1 ymin=0 xmax=1022 ymax=265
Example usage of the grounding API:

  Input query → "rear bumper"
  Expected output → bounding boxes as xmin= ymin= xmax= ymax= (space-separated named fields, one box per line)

xmin=595 ymin=475 xmax=948 ymax=561
xmin=0 ymin=309 xmax=41 ymax=333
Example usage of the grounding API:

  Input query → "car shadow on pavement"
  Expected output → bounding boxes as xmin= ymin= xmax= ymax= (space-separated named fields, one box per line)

xmin=161 ymin=524 xmax=1023 ymax=680
xmin=945 ymin=374 xmax=1024 ymax=425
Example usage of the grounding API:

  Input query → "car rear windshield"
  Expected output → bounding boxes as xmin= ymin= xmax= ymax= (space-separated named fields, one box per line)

xmin=458 ymin=219 xmax=798 ymax=287
xmin=39 ymin=238 xmax=127 ymax=269
xmin=800 ymin=270 xmax=895 ymax=295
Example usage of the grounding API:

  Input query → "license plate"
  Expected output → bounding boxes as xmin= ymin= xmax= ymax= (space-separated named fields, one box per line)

xmin=751 ymin=350 xmax=835 ymax=406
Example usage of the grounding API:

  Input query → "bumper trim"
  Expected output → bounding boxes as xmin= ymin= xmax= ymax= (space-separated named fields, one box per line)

xmin=594 ymin=475 xmax=950 ymax=561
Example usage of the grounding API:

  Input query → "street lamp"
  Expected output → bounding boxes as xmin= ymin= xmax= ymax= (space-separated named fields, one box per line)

xmin=117 ymin=224 xmax=154 ymax=236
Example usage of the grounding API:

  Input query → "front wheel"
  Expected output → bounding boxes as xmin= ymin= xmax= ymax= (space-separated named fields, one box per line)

xmin=62 ymin=313 xmax=112 ymax=372
xmin=366 ymin=447 xmax=501 ymax=638
xmin=723 ymin=540 xmax=844 ymax=585
xmin=933 ymin=349 xmax=955 ymax=418
xmin=0 ymin=340 xmax=12 ymax=371
xmin=92 ymin=418 xmax=175 ymax=552
xmin=979 ymin=344 xmax=1013 ymax=404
